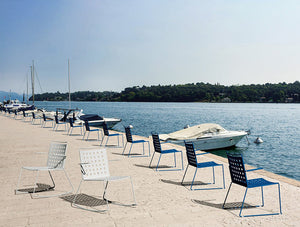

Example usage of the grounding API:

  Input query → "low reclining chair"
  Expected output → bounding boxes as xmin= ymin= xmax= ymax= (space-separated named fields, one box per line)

xmin=72 ymin=148 xmax=136 ymax=212
xmin=15 ymin=141 xmax=73 ymax=198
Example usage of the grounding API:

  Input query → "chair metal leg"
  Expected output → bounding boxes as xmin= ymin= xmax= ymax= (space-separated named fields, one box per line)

xmin=222 ymin=182 xmax=233 ymax=209
xmin=181 ymin=164 xmax=189 ymax=185
xmin=239 ymin=188 xmax=248 ymax=217
xmin=15 ymin=168 xmax=24 ymax=194
xmin=147 ymin=141 xmax=150 ymax=157
xmin=122 ymin=142 xmax=128 ymax=155
xmin=261 ymin=186 xmax=264 ymax=207
xmin=174 ymin=152 xmax=177 ymax=167
xmin=190 ymin=168 xmax=198 ymax=190
xmin=180 ymin=151 xmax=184 ymax=170
xmin=156 ymin=154 xmax=163 ymax=171
xmin=278 ymin=184 xmax=282 ymax=214
xmin=222 ymin=165 xmax=225 ymax=189
xmin=128 ymin=144 xmax=133 ymax=156
xmin=149 ymin=151 xmax=156 ymax=167
xmin=212 ymin=166 xmax=215 ymax=184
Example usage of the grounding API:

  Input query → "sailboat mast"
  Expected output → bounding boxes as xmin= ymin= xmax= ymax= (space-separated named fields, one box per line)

xmin=31 ymin=60 xmax=35 ymax=104
xmin=68 ymin=59 xmax=71 ymax=109
xmin=26 ymin=71 xmax=29 ymax=104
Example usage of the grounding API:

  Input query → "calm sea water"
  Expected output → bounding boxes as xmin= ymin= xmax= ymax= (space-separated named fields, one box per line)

xmin=35 ymin=101 xmax=300 ymax=181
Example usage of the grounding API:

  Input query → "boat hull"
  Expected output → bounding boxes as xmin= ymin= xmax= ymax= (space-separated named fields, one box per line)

xmin=88 ymin=118 xmax=121 ymax=129
xmin=172 ymin=131 xmax=247 ymax=151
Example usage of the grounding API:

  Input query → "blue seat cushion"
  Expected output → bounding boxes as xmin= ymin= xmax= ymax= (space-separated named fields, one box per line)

xmin=196 ymin=161 xmax=222 ymax=168
xmin=132 ymin=140 xmax=147 ymax=144
xmin=247 ymin=178 xmax=278 ymax=188
xmin=161 ymin=149 xmax=181 ymax=154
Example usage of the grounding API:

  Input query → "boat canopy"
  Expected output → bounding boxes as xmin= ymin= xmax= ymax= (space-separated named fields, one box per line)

xmin=159 ymin=123 xmax=226 ymax=141
xmin=79 ymin=114 xmax=103 ymax=121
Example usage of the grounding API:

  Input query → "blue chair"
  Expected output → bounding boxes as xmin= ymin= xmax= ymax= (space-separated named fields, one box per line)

xmin=53 ymin=115 xmax=68 ymax=131
xmin=149 ymin=133 xmax=183 ymax=171
xmin=41 ymin=113 xmax=54 ymax=128
xmin=82 ymin=120 xmax=101 ymax=141
xmin=31 ymin=112 xmax=42 ymax=125
xmin=23 ymin=111 xmax=31 ymax=122
xmin=68 ymin=118 xmax=83 ymax=135
xmin=100 ymin=122 xmax=124 ymax=147
xmin=181 ymin=141 xmax=225 ymax=190
xmin=222 ymin=153 xmax=282 ymax=217
xmin=122 ymin=126 xmax=150 ymax=157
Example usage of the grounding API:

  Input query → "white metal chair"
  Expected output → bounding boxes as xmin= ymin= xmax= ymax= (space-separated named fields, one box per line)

xmin=15 ymin=141 xmax=73 ymax=198
xmin=72 ymin=148 xmax=136 ymax=212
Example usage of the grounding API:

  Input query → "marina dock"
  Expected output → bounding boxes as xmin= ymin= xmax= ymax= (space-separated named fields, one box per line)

xmin=0 ymin=114 xmax=299 ymax=226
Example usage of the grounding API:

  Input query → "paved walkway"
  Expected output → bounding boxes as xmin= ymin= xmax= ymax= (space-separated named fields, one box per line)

xmin=0 ymin=114 xmax=299 ymax=226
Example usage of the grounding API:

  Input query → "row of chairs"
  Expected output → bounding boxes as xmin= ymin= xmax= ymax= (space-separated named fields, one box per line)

xmin=6 ymin=110 xmax=282 ymax=217
xmin=80 ymin=122 xmax=283 ymax=217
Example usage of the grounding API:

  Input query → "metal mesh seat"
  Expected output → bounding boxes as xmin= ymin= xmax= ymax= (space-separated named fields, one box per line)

xmin=181 ymin=141 xmax=225 ymax=190
xmin=72 ymin=148 xmax=136 ymax=212
xmin=149 ymin=133 xmax=183 ymax=171
xmin=15 ymin=141 xmax=73 ymax=198
xmin=122 ymin=126 xmax=150 ymax=157
xmin=100 ymin=122 xmax=124 ymax=147
xmin=222 ymin=153 xmax=282 ymax=217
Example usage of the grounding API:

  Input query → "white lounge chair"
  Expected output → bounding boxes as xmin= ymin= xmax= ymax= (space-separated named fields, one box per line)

xmin=72 ymin=148 xmax=136 ymax=212
xmin=15 ymin=141 xmax=73 ymax=198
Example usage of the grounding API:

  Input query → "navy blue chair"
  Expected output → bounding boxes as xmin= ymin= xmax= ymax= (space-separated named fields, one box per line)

xmin=41 ymin=113 xmax=54 ymax=128
xmin=149 ymin=133 xmax=183 ymax=171
xmin=122 ymin=126 xmax=150 ymax=157
xmin=181 ymin=141 xmax=225 ymax=190
xmin=23 ymin=111 xmax=31 ymax=122
xmin=222 ymin=153 xmax=282 ymax=217
xmin=53 ymin=115 xmax=67 ymax=131
xmin=31 ymin=112 xmax=42 ymax=125
xmin=100 ymin=122 xmax=124 ymax=147
xmin=82 ymin=120 xmax=101 ymax=141
xmin=68 ymin=118 xmax=83 ymax=135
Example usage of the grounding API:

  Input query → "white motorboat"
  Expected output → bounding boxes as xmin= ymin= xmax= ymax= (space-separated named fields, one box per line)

xmin=159 ymin=123 xmax=248 ymax=151
xmin=4 ymin=99 xmax=35 ymax=111
xmin=78 ymin=113 xmax=121 ymax=129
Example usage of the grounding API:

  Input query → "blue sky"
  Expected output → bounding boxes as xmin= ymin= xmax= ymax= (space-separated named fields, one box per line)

xmin=1 ymin=0 xmax=300 ymax=94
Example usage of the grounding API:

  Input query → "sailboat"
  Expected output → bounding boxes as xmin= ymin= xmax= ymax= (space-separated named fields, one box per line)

xmin=53 ymin=60 xmax=121 ymax=129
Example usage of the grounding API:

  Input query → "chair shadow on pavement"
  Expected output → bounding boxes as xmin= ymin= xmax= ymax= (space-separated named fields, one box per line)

xmin=192 ymin=199 xmax=256 ymax=210
xmin=60 ymin=193 xmax=107 ymax=206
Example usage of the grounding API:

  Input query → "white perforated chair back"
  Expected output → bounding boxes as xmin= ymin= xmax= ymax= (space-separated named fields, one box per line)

xmin=46 ymin=142 xmax=67 ymax=169
xmin=79 ymin=148 xmax=110 ymax=180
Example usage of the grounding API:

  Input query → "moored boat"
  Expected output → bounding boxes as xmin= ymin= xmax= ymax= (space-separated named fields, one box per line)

xmin=159 ymin=123 xmax=248 ymax=150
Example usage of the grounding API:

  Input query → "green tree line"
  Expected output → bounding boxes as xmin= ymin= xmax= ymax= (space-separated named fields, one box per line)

xmin=32 ymin=81 xmax=300 ymax=103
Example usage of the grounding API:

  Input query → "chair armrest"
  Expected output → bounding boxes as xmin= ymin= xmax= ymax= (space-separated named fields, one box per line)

xmin=196 ymin=152 xmax=208 ymax=156
xmin=246 ymin=167 xmax=263 ymax=172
